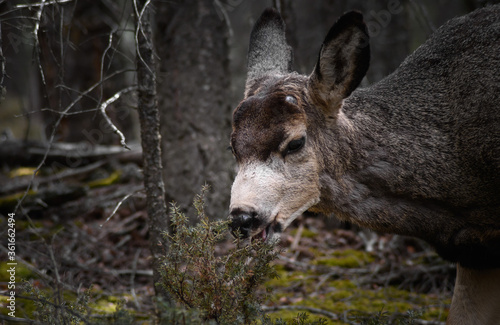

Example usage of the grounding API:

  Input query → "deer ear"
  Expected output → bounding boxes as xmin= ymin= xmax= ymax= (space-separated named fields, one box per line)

xmin=246 ymin=8 xmax=293 ymax=94
xmin=308 ymin=11 xmax=370 ymax=114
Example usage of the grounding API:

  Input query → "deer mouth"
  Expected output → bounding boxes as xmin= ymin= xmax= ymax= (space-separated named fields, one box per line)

xmin=251 ymin=201 xmax=318 ymax=242
xmin=253 ymin=223 xmax=272 ymax=241
xmin=252 ymin=221 xmax=282 ymax=242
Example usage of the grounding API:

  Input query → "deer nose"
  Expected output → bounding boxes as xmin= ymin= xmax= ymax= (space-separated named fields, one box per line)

xmin=229 ymin=208 xmax=257 ymax=238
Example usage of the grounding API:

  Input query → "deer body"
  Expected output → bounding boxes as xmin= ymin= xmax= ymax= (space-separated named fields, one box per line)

xmin=229 ymin=6 xmax=500 ymax=324
xmin=320 ymin=20 xmax=500 ymax=267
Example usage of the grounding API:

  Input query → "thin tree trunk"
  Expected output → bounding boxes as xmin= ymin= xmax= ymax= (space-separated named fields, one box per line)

xmin=155 ymin=0 xmax=234 ymax=221
xmin=135 ymin=0 xmax=171 ymax=303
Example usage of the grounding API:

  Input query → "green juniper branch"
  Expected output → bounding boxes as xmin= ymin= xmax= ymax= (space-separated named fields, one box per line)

xmin=157 ymin=185 xmax=280 ymax=324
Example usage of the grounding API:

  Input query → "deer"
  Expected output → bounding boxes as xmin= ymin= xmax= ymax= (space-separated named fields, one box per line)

xmin=228 ymin=6 xmax=500 ymax=325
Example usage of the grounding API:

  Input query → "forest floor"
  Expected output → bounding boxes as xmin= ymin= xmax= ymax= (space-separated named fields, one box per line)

xmin=0 ymin=155 xmax=455 ymax=324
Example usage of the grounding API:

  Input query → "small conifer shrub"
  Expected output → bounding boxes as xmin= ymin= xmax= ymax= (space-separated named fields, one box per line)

xmin=157 ymin=185 xmax=280 ymax=324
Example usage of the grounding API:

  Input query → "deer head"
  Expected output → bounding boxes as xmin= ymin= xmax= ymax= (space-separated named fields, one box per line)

xmin=229 ymin=8 xmax=370 ymax=241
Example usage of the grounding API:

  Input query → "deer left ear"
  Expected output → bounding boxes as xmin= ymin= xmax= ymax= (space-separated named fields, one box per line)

xmin=245 ymin=8 xmax=293 ymax=95
xmin=308 ymin=11 xmax=370 ymax=114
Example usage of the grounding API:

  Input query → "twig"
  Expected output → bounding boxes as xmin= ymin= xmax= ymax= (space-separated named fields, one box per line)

xmin=15 ymin=69 xmax=135 ymax=118
xmin=213 ymin=0 xmax=233 ymax=38
xmin=60 ymin=68 xmax=131 ymax=113
xmin=98 ymin=86 xmax=137 ymax=150
xmin=48 ymin=230 xmax=64 ymax=285
xmin=278 ymin=255 xmax=313 ymax=269
xmin=94 ymin=267 xmax=153 ymax=277
xmin=290 ymin=221 xmax=304 ymax=251
xmin=99 ymin=30 xmax=115 ymax=103
xmin=47 ymin=228 xmax=67 ymax=323
xmin=100 ymin=188 xmax=141 ymax=227
xmin=130 ymin=249 xmax=142 ymax=309
xmin=409 ymin=0 xmax=436 ymax=34
xmin=315 ymin=270 xmax=338 ymax=293
xmin=32 ymin=0 xmax=47 ymax=89
xmin=133 ymin=0 xmax=155 ymax=79
xmin=33 ymin=0 xmax=46 ymax=36
xmin=13 ymin=68 xmax=134 ymax=214
xmin=15 ymin=0 xmax=72 ymax=8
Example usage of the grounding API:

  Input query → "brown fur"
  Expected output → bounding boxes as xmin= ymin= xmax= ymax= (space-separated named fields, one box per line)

xmin=229 ymin=7 xmax=500 ymax=324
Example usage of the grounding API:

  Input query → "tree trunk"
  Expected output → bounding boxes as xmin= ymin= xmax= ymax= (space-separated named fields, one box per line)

xmin=155 ymin=0 xmax=234 ymax=221
xmin=135 ymin=0 xmax=171 ymax=303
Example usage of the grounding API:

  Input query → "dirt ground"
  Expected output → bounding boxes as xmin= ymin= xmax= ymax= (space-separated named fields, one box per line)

xmin=0 ymin=160 xmax=455 ymax=324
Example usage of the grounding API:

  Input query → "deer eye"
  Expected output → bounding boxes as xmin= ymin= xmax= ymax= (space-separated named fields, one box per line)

xmin=285 ymin=95 xmax=297 ymax=105
xmin=285 ymin=137 xmax=305 ymax=155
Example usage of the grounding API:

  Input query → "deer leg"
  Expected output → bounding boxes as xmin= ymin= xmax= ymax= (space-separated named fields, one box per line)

xmin=447 ymin=264 xmax=500 ymax=325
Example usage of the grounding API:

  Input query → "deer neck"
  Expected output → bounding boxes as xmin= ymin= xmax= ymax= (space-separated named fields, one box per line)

xmin=314 ymin=98 xmax=414 ymax=233
xmin=447 ymin=265 xmax=500 ymax=325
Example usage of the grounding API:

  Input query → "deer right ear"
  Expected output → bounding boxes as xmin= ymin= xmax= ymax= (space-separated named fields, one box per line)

xmin=245 ymin=8 xmax=293 ymax=95
xmin=308 ymin=11 xmax=370 ymax=115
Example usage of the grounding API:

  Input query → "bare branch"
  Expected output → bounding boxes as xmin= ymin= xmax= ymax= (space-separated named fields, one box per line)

xmin=130 ymin=249 xmax=142 ymax=309
xmin=100 ymin=188 xmax=141 ymax=227
xmin=33 ymin=0 xmax=47 ymax=88
xmin=14 ymin=71 xmax=134 ymax=213
xmin=15 ymin=0 xmax=73 ymax=9
xmin=134 ymin=0 xmax=155 ymax=79
xmin=13 ymin=68 xmax=135 ymax=213
xmin=409 ymin=0 xmax=436 ymax=34
xmin=12 ymin=69 xmax=135 ymax=118
xmin=1 ymin=160 xmax=106 ymax=195
xmin=99 ymin=30 xmax=116 ymax=103
xmin=213 ymin=0 xmax=233 ymax=38
xmin=98 ymin=86 xmax=137 ymax=149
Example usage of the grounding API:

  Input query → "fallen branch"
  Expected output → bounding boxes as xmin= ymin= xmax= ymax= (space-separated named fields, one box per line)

xmin=1 ymin=160 xmax=106 ymax=195
xmin=0 ymin=139 xmax=141 ymax=168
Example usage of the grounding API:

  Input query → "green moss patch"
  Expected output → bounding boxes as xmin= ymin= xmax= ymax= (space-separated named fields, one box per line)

xmin=314 ymin=249 xmax=375 ymax=268
xmin=87 ymin=170 xmax=121 ymax=188
xmin=265 ymin=250 xmax=450 ymax=324
xmin=0 ymin=261 xmax=35 ymax=282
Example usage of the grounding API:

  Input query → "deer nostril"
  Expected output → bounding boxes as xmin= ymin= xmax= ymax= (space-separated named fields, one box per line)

xmin=239 ymin=213 xmax=253 ymax=226
xmin=229 ymin=209 xmax=257 ymax=238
